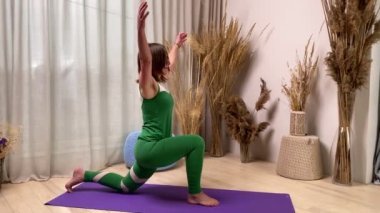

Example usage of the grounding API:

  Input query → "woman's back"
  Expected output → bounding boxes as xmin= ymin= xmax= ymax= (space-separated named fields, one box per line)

xmin=139 ymin=85 xmax=173 ymax=142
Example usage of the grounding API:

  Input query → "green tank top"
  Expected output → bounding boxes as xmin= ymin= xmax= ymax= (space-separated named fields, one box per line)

xmin=138 ymin=86 xmax=174 ymax=142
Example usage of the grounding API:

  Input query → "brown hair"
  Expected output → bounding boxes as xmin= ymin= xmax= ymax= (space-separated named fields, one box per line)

xmin=137 ymin=43 xmax=169 ymax=83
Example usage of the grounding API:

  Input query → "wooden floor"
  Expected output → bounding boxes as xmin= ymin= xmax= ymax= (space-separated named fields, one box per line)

xmin=0 ymin=154 xmax=379 ymax=213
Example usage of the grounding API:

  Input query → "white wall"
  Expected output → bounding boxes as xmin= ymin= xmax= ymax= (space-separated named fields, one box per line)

xmin=226 ymin=0 xmax=376 ymax=183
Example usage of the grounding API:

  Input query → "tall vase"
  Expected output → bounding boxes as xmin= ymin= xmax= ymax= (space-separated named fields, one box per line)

xmin=333 ymin=88 xmax=355 ymax=185
xmin=240 ymin=143 xmax=250 ymax=163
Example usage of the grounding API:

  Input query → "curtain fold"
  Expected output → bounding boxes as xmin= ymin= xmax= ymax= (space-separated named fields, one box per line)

xmin=370 ymin=27 xmax=380 ymax=183
xmin=373 ymin=80 xmax=380 ymax=184
xmin=0 ymin=0 xmax=224 ymax=183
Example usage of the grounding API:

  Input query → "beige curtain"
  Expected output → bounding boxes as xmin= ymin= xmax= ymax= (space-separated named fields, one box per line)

xmin=0 ymin=0 xmax=224 ymax=183
xmin=149 ymin=0 xmax=224 ymax=42
xmin=148 ymin=0 xmax=225 ymax=90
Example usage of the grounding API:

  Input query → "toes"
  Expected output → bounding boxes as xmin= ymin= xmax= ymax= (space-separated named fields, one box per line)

xmin=65 ymin=184 xmax=72 ymax=192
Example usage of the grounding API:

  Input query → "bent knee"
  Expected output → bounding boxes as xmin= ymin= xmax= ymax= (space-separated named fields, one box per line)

xmin=190 ymin=135 xmax=205 ymax=149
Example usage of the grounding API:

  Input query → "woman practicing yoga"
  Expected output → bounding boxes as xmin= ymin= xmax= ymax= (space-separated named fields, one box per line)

xmin=65 ymin=1 xmax=219 ymax=207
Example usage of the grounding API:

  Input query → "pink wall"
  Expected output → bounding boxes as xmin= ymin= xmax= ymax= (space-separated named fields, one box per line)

xmin=226 ymin=0 xmax=376 ymax=183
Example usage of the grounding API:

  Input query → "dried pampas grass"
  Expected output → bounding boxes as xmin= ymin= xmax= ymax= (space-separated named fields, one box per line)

xmin=321 ymin=0 xmax=380 ymax=185
xmin=221 ymin=79 xmax=271 ymax=162
xmin=222 ymin=79 xmax=271 ymax=144
xmin=282 ymin=37 xmax=318 ymax=111
xmin=167 ymin=44 xmax=207 ymax=135
xmin=171 ymin=72 xmax=207 ymax=135
xmin=322 ymin=0 xmax=380 ymax=92
xmin=256 ymin=78 xmax=271 ymax=111
xmin=189 ymin=15 xmax=254 ymax=156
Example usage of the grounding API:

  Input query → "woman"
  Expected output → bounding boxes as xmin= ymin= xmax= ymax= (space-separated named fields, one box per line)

xmin=65 ymin=1 xmax=219 ymax=207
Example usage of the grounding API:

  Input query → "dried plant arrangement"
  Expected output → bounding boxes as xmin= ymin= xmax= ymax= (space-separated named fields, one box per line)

xmin=172 ymin=84 xmax=207 ymax=135
xmin=0 ymin=124 xmax=20 ymax=160
xmin=282 ymin=38 xmax=319 ymax=135
xmin=282 ymin=37 xmax=319 ymax=112
xmin=168 ymin=50 xmax=208 ymax=135
xmin=189 ymin=15 xmax=254 ymax=157
xmin=163 ymin=41 xmax=208 ymax=135
xmin=221 ymin=79 xmax=271 ymax=163
xmin=321 ymin=0 xmax=380 ymax=185
xmin=0 ymin=124 xmax=21 ymax=188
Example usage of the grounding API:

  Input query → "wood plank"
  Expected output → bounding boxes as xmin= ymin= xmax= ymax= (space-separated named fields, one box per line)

xmin=0 ymin=191 xmax=13 ymax=213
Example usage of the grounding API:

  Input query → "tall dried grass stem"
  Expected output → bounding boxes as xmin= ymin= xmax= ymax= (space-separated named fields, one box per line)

xmin=282 ymin=37 xmax=319 ymax=111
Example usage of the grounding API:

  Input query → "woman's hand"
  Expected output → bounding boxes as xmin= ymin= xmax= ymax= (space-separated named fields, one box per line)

xmin=168 ymin=32 xmax=187 ymax=71
xmin=175 ymin=32 xmax=187 ymax=48
xmin=137 ymin=1 xmax=149 ymax=31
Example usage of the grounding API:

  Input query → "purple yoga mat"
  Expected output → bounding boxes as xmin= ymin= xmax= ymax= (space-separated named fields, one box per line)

xmin=46 ymin=183 xmax=295 ymax=213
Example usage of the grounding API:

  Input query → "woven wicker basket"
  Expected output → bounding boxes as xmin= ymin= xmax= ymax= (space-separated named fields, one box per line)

xmin=276 ymin=135 xmax=323 ymax=180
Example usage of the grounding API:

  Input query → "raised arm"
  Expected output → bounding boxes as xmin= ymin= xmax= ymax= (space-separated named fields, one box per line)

xmin=137 ymin=1 xmax=155 ymax=99
xmin=168 ymin=32 xmax=187 ymax=71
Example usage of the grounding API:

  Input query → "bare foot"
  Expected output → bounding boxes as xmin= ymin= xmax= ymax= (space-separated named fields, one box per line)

xmin=65 ymin=168 xmax=84 ymax=193
xmin=188 ymin=192 xmax=219 ymax=207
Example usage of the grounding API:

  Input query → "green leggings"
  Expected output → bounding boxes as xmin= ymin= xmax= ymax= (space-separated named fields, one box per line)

xmin=84 ymin=134 xmax=205 ymax=194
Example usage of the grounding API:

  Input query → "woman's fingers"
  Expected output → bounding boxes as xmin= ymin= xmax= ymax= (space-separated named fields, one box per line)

xmin=141 ymin=11 xmax=149 ymax=21
xmin=178 ymin=32 xmax=187 ymax=38
xmin=138 ymin=1 xmax=149 ymax=28
xmin=139 ymin=1 xmax=147 ymax=13
xmin=181 ymin=34 xmax=187 ymax=41
xmin=138 ymin=1 xmax=148 ymax=19
xmin=180 ymin=32 xmax=187 ymax=38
